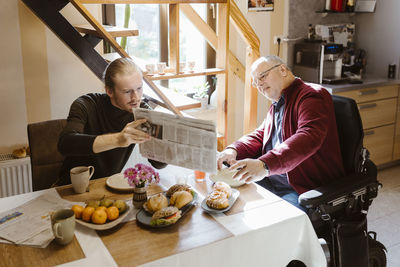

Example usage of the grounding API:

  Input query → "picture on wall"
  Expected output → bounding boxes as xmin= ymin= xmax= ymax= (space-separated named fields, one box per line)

xmin=248 ymin=0 xmax=274 ymax=12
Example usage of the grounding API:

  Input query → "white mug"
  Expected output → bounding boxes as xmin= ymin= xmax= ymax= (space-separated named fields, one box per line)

xmin=179 ymin=62 xmax=186 ymax=73
xmin=51 ymin=209 xmax=75 ymax=245
xmin=145 ymin=63 xmax=156 ymax=75
xmin=70 ymin=166 xmax=94 ymax=194
xmin=187 ymin=61 xmax=196 ymax=72
xmin=157 ymin=62 xmax=167 ymax=75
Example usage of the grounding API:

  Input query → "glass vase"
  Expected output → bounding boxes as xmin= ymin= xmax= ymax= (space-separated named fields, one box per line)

xmin=132 ymin=186 xmax=147 ymax=209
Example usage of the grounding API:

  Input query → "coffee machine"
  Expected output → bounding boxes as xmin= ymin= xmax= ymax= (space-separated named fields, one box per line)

xmin=293 ymin=42 xmax=346 ymax=84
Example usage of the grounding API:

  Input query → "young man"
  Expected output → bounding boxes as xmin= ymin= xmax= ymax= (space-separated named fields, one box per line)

xmin=217 ymin=56 xmax=344 ymax=210
xmin=58 ymin=58 xmax=166 ymax=185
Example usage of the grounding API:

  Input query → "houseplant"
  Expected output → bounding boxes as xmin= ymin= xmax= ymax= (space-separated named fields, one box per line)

xmin=124 ymin=164 xmax=160 ymax=208
xmin=193 ymin=82 xmax=210 ymax=110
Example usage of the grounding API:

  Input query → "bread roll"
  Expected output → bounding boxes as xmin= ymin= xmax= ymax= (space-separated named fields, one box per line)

xmin=213 ymin=181 xmax=232 ymax=198
xmin=166 ymin=184 xmax=191 ymax=198
xmin=170 ymin=191 xmax=193 ymax=209
xmin=144 ymin=193 xmax=168 ymax=213
xmin=206 ymin=191 xmax=229 ymax=210
xmin=12 ymin=148 xmax=26 ymax=158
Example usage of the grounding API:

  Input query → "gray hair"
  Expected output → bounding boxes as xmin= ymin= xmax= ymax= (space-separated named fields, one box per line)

xmin=251 ymin=56 xmax=289 ymax=76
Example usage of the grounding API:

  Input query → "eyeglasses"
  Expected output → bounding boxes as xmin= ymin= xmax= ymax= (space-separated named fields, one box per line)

xmin=252 ymin=64 xmax=281 ymax=87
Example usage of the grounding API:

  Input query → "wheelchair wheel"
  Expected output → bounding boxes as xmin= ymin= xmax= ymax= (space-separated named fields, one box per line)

xmin=369 ymin=233 xmax=387 ymax=267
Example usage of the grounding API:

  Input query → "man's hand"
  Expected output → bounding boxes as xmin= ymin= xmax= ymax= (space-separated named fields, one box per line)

xmin=230 ymin=159 xmax=268 ymax=184
xmin=93 ymin=119 xmax=150 ymax=153
xmin=117 ymin=119 xmax=151 ymax=147
xmin=217 ymin=148 xmax=238 ymax=170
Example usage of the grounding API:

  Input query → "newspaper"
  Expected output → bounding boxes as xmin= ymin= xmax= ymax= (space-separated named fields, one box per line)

xmin=0 ymin=190 xmax=82 ymax=248
xmin=133 ymin=108 xmax=217 ymax=173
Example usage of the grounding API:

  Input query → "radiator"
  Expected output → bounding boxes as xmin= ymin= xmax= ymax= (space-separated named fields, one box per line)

xmin=0 ymin=154 xmax=32 ymax=198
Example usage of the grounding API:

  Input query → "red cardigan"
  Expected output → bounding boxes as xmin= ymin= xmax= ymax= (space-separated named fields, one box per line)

xmin=229 ymin=78 xmax=344 ymax=194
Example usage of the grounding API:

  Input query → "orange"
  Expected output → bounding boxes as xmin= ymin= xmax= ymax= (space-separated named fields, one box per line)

xmin=106 ymin=206 xmax=119 ymax=221
xmin=91 ymin=209 xmax=107 ymax=224
xmin=71 ymin=205 xmax=84 ymax=219
xmin=96 ymin=206 xmax=107 ymax=212
xmin=82 ymin=206 xmax=95 ymax=222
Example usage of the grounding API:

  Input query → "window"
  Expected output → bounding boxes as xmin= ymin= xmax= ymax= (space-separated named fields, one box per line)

xmin=115 ymin=4 xmax=160 ymax=63
xmin=114 ymin=4 xmax=208 ymax=97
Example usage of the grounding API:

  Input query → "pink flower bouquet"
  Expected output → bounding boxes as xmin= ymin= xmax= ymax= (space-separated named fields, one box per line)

xmin=124 ymin=164 xmax=160 ymax=188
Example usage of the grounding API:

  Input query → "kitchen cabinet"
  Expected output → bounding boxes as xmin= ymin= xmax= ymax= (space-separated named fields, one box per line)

xmin=335 ymin=85 xmax=399 ymax=165
xmin=394 ymin=93 xmax=400 ymax=160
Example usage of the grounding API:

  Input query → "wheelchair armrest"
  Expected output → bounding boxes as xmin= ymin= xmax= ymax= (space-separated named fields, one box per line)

xmin=299 ymin=160 xmax=379 ymax=209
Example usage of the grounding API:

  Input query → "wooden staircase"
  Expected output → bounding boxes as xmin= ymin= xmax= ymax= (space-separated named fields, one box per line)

xmin=21 ymin=0 xmax=260 ymax=146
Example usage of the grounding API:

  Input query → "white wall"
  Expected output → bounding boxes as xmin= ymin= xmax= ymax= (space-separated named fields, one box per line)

xmin=0 ymin=1 xmax=28 ymax=153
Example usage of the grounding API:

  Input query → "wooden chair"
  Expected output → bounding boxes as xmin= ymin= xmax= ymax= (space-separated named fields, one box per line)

xmin=27 ymin=119 xmax=66 ymax=191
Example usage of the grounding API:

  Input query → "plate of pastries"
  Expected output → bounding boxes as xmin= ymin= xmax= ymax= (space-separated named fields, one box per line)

xmin=136 ymin=184 xmax=198 ymax=228
xmin=209 ymin=168 xmax=245 ymax=188
xmin=201 ymin=181 xmax=240 ymax=213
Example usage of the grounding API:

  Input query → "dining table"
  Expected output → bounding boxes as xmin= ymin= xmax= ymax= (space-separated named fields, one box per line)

xmin=0 ymin=164 xmax=326 ymax=267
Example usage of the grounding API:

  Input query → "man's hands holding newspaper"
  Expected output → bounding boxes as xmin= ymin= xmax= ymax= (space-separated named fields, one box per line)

xmin=118 ymin=119 xmax=151 ymax=147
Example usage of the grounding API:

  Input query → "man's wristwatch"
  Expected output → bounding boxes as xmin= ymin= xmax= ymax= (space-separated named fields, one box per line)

xmin=261 ymin=161 xmax=270 ymax=176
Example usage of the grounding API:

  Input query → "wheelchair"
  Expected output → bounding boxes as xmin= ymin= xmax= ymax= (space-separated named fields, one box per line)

xmin=298 ymin=95 xmax=387 ymax=267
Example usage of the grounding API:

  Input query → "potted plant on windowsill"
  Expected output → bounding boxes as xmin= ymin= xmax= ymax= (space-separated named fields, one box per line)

xmin=193 ymin=82 xmax=210 ymax=110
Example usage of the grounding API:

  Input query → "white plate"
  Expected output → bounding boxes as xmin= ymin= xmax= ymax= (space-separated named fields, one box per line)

xmin=75 ymin=204 xmax=131 ymax=230
xmin=209 ymin=168 xmax=245 ymax=187
xmin=201 ymin=189 xmax=240 ymax=213
xmin=106 ymin=173 xmax=134 ymax=192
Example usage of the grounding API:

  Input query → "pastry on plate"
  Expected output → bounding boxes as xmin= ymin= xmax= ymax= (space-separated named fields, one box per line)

xmin=206 ymin=191 xmax=229 ymax=210
xmin=166 ymin=184 xmax=191 ymax=198
xmin=170 ymin=191 xmax=193 ymax=209
xmin=212 ymin=181 xmax=232 ymax=198
xmin=143 ymin=193 xmax=168 ymax=214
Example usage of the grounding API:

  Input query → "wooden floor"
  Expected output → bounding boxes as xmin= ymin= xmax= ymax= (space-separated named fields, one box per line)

xmin=368 ymin=164 xmax=400 ymax=267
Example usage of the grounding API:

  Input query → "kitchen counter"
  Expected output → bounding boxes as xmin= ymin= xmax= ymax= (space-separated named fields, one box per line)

xmin=321 ymin=76 xmax=400 ymax=93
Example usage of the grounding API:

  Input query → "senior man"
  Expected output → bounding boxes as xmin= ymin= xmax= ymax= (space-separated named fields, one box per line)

xmin=217 ymin=56 xmax=344 ymax=210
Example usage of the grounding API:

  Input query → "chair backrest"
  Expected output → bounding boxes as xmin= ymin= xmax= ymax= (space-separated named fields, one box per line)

xmin=332 ymin=95 xmax=364 ymax=175
xmin=27 ymin=119 xmax=66 ymax=191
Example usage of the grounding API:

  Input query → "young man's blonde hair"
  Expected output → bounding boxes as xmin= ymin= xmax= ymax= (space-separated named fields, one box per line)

xmin=103 ymin=58 xmax=142 ymax=91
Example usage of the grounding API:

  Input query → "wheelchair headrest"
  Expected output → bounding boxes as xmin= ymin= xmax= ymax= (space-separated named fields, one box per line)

xmin=332 ymin=95 xmax=364 ymax=174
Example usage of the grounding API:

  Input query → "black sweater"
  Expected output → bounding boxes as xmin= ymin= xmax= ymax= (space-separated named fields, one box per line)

xmin=58 ymin=93 xmax=165 ymax=185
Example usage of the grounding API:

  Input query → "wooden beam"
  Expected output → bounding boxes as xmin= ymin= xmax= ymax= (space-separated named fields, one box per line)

xmin=179 ymin=4 xmax=245 ymax=83
xmin=74 ymin=24 xmax=139 ymax=37
xmin=149 ymin=68 xmax=225 ymax=80
xmin=243 ymin=46 xmax=258 ymax=134
xmin=143 ymin=76 xmax=183 ymax=115
xmin=228 ymin=52 xmax=245 ymax=82
xmin=179 ymin=4 xmax=217 ymax=50
xmin=216 ymin=2 xmax=229 ymax=145
xmin=230 ymin=0 xmax=260 ymax=51
xmin=169 ymin=4 xmax=179 ymax=74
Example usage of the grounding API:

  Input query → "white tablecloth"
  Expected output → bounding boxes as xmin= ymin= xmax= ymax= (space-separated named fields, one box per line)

xmin=0 ymin=164 xmax=326 ymax=267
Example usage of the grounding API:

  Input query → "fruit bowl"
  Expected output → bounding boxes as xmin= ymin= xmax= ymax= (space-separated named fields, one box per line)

xmin=75 ymin=205 xmax=131 ymax=230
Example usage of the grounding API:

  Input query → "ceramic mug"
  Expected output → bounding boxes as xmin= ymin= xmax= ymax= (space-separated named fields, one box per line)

xmin=187 ymin=61 xmax=195 ymax=72
xmin=179 ymin=62 xmax=186 ymax=73
xmin=70 ymin=166 xmax=94 ymax=194
xmin=145 ymin=63 xmax=156 ymax=75
xmin=157 ymin=62 xmax=167 ymax=75
xmin=51 ymin=209 xmax=75 ymax=245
